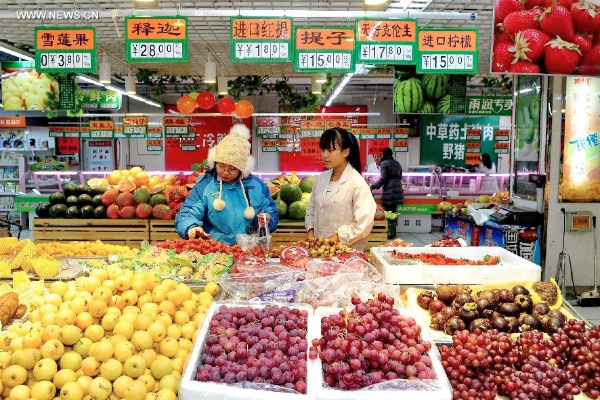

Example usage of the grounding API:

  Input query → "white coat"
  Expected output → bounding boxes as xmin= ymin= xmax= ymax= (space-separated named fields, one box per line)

xmin=305 ymin=163 xmax=377 ymax=250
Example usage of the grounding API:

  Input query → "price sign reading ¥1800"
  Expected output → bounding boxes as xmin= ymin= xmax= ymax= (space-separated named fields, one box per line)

xmin=35 ymin=27 xmax=96 ymax=73
xmin=231 ymin=18 xmax=292 ymax=63
xmin=417 ymin=28 xmax=477 ymax=74
xmin=125 ymin=17 xmax=188 ymax=63
xmin=294 ymin=26 xmax=355 ymax=73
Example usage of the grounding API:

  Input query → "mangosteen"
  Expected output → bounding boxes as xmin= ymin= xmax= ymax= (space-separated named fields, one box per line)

xmin=436 ymin=284 xmax=457 ymax=304
xmin=428 ymin=299 xmax=446 ymax=314
xmin=430 ymin=312 xmax=448 ymax=331
xmin=497 ymin=289 xmax=514 ymax=303
xmin=532 ymin=302 xmax=550 ymax=317
xmin=518 ymin=313 xmax=540 ymax=332
xmin=457 ymin=302 xmax=479 ymax=321
xmin=482 ymin=309 xmax=503 ymax=320
xmin=417 ymin=291 xmax=436 ymax=310
xmin=474 ymin=290 xmax=499 ymax=308
xmin=440 ymin=306 xmax=457 ymax=320
xmin=444 ymin=316 xmax=466 ymax=336
xmin=491 ymin=315 xmax=509 ymax=331
xmin=499 ymin=302 xmax=520 ymax=316
xmin=546 ymin=309 xmax=567 ymax=323
xmin=475 ymin=297 xmax=494 ymax=313
xmin=469 ymin=318 xmax=492 ymax=332
xmin=542 ymin=315 xmax=565 ymax=333
xmin=512 ymin=285 xmax=530 ymax=296
xmin=452 ymin=292 xmax=474 ymax=310
xmin=505 ymin=316 xmax=519 ymax=333
xmin=514 ymin=294 xmax=533 ymax=311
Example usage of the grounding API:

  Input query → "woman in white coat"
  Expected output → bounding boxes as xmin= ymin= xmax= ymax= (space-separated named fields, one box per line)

xmin=305 ymin=127 xmax=377 ymax=250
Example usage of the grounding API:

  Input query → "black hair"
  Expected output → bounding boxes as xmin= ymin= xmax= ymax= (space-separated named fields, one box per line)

xmin=481 ymin=153 xmax=492 ymax=169
xmin=382 ymin=147 xmax=393 ymax=159
xmin=319 ymin=128 xmax=362 ymax=172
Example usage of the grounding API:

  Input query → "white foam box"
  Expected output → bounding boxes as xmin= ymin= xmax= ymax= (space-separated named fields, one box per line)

xmin=396 ymin=214 xmax=432 ymax=233
xmin=180 ymin=301 xmax=314 ymax=400
xmin=369 ymin=246 xmax=541 ymax=285
xmin=307 ymin=307 xmax=452 ymax=400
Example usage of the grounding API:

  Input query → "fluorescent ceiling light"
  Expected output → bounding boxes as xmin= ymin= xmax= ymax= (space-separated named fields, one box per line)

xmin=204 ymin=58 xmax=217 ymax=84
xmin=132 ymin=0 xmax=159 ymax=8
xmin=0 ymin=43 xmax=34 ymax=61
xmin=311 ymin=81 xmax=322 ymax=95
xmin=76 ymin=75 xmax=104 ymax=86
xmin=324 ymin=65 xmax=365 ymax=107
xmin=104 ymin=84 xmax=126 ymax=95
xmin=313 ymin=72 xmax=327 ymax=84
xmin=218 ymin=76 xmax=228 ymax=95
xmin=129 ymin=94 xmax=162 ymax=108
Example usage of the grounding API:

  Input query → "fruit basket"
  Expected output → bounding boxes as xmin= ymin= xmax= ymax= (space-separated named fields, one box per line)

xmin=180 ymin=301 xmax=314 ymax=400
xmin=307 ymin=306 xmax=452 ymax=400
xmin=370 ymin=246 xmax=541 ymax=285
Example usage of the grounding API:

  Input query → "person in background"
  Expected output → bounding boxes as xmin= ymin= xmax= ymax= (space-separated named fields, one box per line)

xmin=370 ymin=147 xmax=404 ymax=212
xmin=478 ymin=153 xmax=500 ymax=193
xmin=305 ymin=127 xmax=376 ymax=251
xmin=365 ymin=153 xmax=382 ymax=184
xmin=175 ymin=124 xmax=279 ymax=244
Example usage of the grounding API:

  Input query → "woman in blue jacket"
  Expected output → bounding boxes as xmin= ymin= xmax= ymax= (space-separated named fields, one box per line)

xmin=175 ymin=124 xmax=278 ymax=244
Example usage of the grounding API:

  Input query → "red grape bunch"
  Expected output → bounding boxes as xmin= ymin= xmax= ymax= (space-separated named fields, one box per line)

xmin=196 ymin=305 xmax=309 ymax=394
xmin=309 ymin=292 xmax=436 ymax=390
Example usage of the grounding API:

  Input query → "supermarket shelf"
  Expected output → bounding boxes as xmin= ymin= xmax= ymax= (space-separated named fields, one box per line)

xmin=0 ymin=193 xmax=19 ymax=196
xmin=0 ymin=178 xmax=19 ymax=182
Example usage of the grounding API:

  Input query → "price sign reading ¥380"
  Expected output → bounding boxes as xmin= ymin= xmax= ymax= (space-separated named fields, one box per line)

xmin=125 ymin=17 xmax=188 ymax=63
xmin=35 ymin=27 xmax=96 ymax=73
xmin=356 ymin=19 xmax=417 ymax=65
xmin=417 ymin=28 xmax=477 ymax=74
xmin=294 ymin=26 xmax=355 ymax=73
xmin=231 ymin=18 xmax=292 ymax=63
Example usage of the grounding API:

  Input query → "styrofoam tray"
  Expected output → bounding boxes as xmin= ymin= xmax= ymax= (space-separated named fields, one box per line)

xmin=180 ymin=301 xmax=314 ymax=400
xmin=307 ymin=307 xmax=452 ymax=400
xmin=370 ymin=246 xmax=541 ymax=285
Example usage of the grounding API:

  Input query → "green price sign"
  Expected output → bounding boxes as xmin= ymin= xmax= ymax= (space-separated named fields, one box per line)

xmin=356 ymin=19 xmax=417 ymax=65
xmin=125 ymin=17 xmax=188 ymax=63
xmin=417 ymin=28 xmax=477 ymax=74
xmin=294 ymin=26 xmax=355 ymax=73
xmin=34 ymin=26 xmax=96 ymax=73
xmin=231 ymin=17 xmax=293 ymax=63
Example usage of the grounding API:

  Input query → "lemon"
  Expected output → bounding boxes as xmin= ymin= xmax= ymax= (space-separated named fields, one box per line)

xmin=197 ymin=292 xmax=213 ymax=307
xmin=204 ymin=282 xmax=219 ymax=297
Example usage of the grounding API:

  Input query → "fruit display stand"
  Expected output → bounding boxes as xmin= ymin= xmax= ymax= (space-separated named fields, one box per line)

xmin=270 ymin=220 xmax=388 ymax=250
xmin=149 ymin=219 xmax=180 ymax=244
xmin=32 ymin=218 xmax=149 ymax=247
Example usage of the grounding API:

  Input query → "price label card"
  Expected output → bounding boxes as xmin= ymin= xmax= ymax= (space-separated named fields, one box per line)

xmin=261 ymin=139 xmax=279 ymax=152
xmin=466 ymin=129 xmax=482 ymax=141
xmin=393 ymin=139 xmax=409 ymax=152
xmin=147 ymin=139 xmax=163 ymax=152
xmin=494 ymin=142 xmax=509 ymax=154
xmin=466 ymin=141 xmax=482 ymax=153
xmin=300 ymin=138 xmax=320 ymax=157
xmin=89 ymin=120 xmax=114 ymax=139
xmin=125 ymin=17 xmax=188 ymax=63
xmin=356 ymin=19 xmax=417 ymax=65
xmin=163 ymin=116 xmax=190 ymax=137
xmin=294 ymin=26 xmax=355 ymax=73
xmin=417 ymin=28 xmax=477 ymax=74
xmin=299 ymin=120 xmax=326 ymax=138
xmin=147 ymin=126 xmax=163 ymax=138
xmin=231 ymin=18 xmax=292 ymax=63
xmin=49 ymin=126 xmax=65 ymax=138
xmin=123 ymin=116 xmax=148 ymax=137
xmin=35 ymin=27 xmax=96 ymax=73
xmin=494 ymin=129 xmax=510 ymax=141
xmin=393 ymin=127 xmax=410 ymax=139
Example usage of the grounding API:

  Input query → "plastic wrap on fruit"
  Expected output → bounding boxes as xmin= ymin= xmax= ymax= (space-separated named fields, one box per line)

xmin=232 ymin=255 xmax=267 ymax=274
xmin=331 ymin=281 xmax=402 ymax=309
xmin=325 ymin=250 xmax=367 ymax=262
xmin=279 ymin=245 xmax=310 ymax=268
xmin=216 ymin=264 xmax=303 ymax=300
xmin=284 ymin=273 xmax=365 ymax=308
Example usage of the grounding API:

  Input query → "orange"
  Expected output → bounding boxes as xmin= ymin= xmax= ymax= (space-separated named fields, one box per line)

xmin=163 ymin=174 xmax=176 ymax=185
xmin=147 ymin=176 xmax=163 ymax=188
xmin=134 ymin=171 xmax=150 ymax=186
xmin=129 ymin=166 xmax=143 ymax=175
xmin=107 ymin=171 xmax=123 ymax=185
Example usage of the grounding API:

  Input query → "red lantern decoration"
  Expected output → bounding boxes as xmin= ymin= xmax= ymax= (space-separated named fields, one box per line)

xmin=196 ymin=91 xmax=216 ymax=110
xmin=218 ymin=97 xmax=236 ymax=114
xmin=235 ymin=100 xmax=254 ymax=119
xmin=177 ymin=95 xmax=197 ymax=114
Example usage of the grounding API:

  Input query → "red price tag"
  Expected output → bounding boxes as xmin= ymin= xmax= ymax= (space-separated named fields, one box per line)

xmin=300 ymin=138 xmax=320 ymax=157
xmin=368 ymin=139 xmax=390 ymax=155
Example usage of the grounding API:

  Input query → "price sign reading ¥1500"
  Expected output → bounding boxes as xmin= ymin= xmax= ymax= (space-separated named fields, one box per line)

xmin=35 ymin=27 xmax=96 ymax=73
xmin=417 ymin=28 xmax=477 ymax=74
xmin=294 ymin=26 xmax=355 ymax=73
xmin=356 ymin=19 xmax=417 ymax=65
xmin=125 ymin=17 xmax=188 ymax=63
xmin=231 ymin=18 xmax=292 ymax=63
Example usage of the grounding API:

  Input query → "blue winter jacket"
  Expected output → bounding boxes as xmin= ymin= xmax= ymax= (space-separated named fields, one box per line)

xmin=174 ymin=171 xmax=279 ymax=244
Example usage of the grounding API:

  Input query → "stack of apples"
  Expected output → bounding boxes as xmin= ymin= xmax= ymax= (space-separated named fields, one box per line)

xmin=0 ymin=268 xmax=219 ymax=400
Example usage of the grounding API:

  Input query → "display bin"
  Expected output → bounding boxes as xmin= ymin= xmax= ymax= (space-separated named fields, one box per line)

xmin=270 ymin=220 xmax=388 ymax=250
xmin=32 ymin=218 xmax=149 ymax=248
xmin=180 ymin=301 xmax=314 ymax=400
xmin=369 ymin=246 xmax=541 ymax=285
xmin=148 ymin=220 xmax=179 ymax=244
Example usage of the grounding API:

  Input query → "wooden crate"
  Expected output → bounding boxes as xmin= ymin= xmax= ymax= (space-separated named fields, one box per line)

xmin=33 ymin=218 xmax=149 ymax=248
xmin=149 ymin=220 xmax=180 ymax=244
xmin=270 ymin=220 xmax=388 ymax=250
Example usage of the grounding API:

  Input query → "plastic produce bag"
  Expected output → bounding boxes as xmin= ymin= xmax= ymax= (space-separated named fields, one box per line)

xmin=331 ymin=281 xmax=403 ymax=309
xmin=305 ymin=257 xmax=383 ymax=281
xmin=216 ymin=264 xmax=303 ymax=300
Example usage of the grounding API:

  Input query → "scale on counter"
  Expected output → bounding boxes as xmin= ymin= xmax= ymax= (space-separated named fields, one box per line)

xmin=489 ymin=205 xmax=542 ymax=225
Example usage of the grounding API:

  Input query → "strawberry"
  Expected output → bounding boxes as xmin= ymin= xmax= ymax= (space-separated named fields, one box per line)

xmin=572 ymin=33 xmax=593 ymax=57
xmin=594 ymin=30 xmax=600 ymax=45
xmin=540 ymin=5 xmax=576 ymax=41
xmin=508 ymin=60 xmax=542 ymax=72
xmin=510 ymin=29 xmax=551 ymax=61
xmin=522 ymin=0 xmax=543 ymax=9
xmin=493 ymin=42 xmax=517 ymax=71
xmin=544 ymin=37 xmax=582 ymax=73
xmin=543 ymin=0 xmax=573 ymax=8
xmin=496 ymin=0 xmax=524 ymax=23
xmin=578 ymin=44 xmax=600 ymax=73
xmin=503 ymin=9 xmax=542 ymax=35
xmin=571 ymin=0 xmax=600 ymax=34
xmin=495 ymin=30 xmax=515 ymax=44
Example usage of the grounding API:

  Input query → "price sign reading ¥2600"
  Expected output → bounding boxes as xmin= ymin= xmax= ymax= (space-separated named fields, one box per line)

xmin=123 ymin=116 xmax=148 ymax=138
xmin=417 ymin=28 xmax=477 ymax=74
xmin=231 ymin=18 xmax=292 ymax=63
xmin=35 ymin=27 xmax=96 ymax=73
xmin=125 ymin=17 xmax=188 ymax=63
xmin=356 ymin=19 xmax=417 ymax=65
xmin=294 ymin=26 xmax=355 ymax=73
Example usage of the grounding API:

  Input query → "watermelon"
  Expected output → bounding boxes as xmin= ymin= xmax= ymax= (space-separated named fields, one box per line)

xmin=394 ymin=77 xmax=423 ymax=113
xmin=422 ymin=74 xmax=449 ymax=100
xmin=279 ymin=184 xmax=302 ymax=205
xmin=288 ymin=201 xmax=307 ymax=220
xmin=275 ymin=199 xmax=288 ymax=218
xmin=299 ymin=176 xmax=316 ymax=193
xmin=436 ymin=95 xmax=451 ymax=113
xmin=418 ymin=101 xmax=435 ymax=114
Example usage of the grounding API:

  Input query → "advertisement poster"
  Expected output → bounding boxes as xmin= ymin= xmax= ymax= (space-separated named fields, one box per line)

xmin=419 ymin=115 xmax=499 ymax=168
xmin=393 ymin=66 xmax=466 ymax=114
xmin=561 ymin=77 xmax=600 ymax=202
xmin=1 ymin=61 xmax=59 ymax=111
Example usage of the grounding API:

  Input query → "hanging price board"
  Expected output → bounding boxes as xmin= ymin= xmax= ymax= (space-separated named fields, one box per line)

xmin=393 ymin=127 xmax=409 ymax=139
xmin=35 ymin=26 xmax=96 ymax=72
xmin=294 ymin=26 xmax=355 ymax=73
xmin=180 ymin=137 xmax=196 ymax=151
xmin=261 ymin=139 xmax=279 ymax=152
xmin=299 ymin=120 xmax=326 ymax=138
xmin=466 ymin=129 xmax=482 ymax=141
xmin=494 ymin=129 xmax=510 ymax=141
xmin=79 ymin=127 xmax=90 ymax=138
xmin=147 ymin=139 xmax=163 ymax=152
xmin=394 ymin=139 xmax=409 ymax=152
xmin=466 ymin=141 xmax=481 ymax=154
xmin=231 ymin=17 xmax=292 ymax=62
xmin=417 ymin=28 xmax=477 ymax=74
xmin=64 ymin=126 xmax=80 ymax=138
xmin=49 ymin=126 xmax=64 ymax=138
xmin=356 ymin=19 xmax=417 ymax=65
xmin=369 ymin=139 xmax=390 ymax=154
xmin=494 ymin=142 xmax=509 ymax=154
xmin=326 ymin=119 xmax=352 ymax=131
xmin=123 ymin=116 xmax=148 ymax=137
xmin=89 ymin=120 xmax=114 ymax=139
xmin=125 ymin=17 xmax=188 ymax=63
xmin=0 ymin=117 xmax=26 ymax=128
xmin=256 ymin=117 xmax=282 ymax=137
xmin=147 ymin=126 xmax=163 ymax=138
xmin=114 ymin=127 xmax=125 ymax=138
xmin=163 ymin=117 xmax=189 ymax=137
xmin=300 ymin=138 xmax=320 ymax=156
